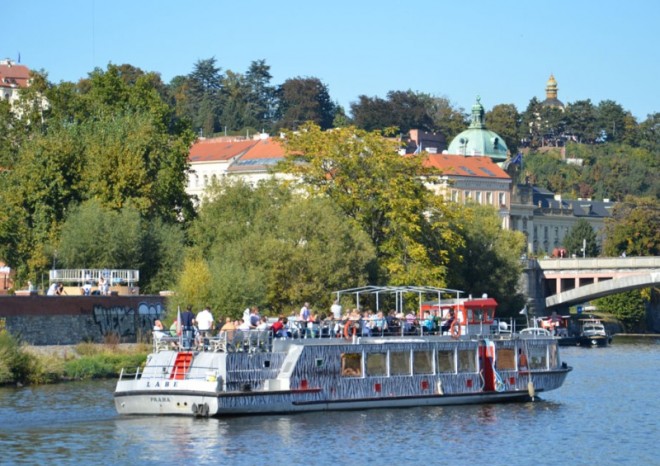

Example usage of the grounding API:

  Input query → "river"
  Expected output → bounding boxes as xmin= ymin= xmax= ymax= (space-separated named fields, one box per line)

xmin=0 ymin=339 xmax=657 ymax=466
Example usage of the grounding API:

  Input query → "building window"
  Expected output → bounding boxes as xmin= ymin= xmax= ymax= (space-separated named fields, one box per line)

xmin=464 ymin=191 xmax=471 ymax=201
xmin=451 ymin=190 xmax=459 ymax=202
xmin=475 ymin=192 xmax=482 ymax=204
xmin=499 ymin=192 xmax=506 ymax=206
xmin=486 ymin=192 xmax=493 ymax=205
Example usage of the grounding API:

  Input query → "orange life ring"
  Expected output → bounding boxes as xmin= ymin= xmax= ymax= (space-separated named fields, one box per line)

xmin=451 ymin=322 xmax=461 ymax=339
xmin=344 ymin=320 xmax=358 ymax=339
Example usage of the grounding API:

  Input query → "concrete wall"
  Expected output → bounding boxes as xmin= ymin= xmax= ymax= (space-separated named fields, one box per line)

xmin=0 ymin=295 xmax=167 ymax=345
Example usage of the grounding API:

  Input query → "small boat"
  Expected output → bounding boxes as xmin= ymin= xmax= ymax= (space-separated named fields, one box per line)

xmin=114 ymin=286 xmax=572 ymax=417
xmin=577 ymin=318 xmax=611 ymax=347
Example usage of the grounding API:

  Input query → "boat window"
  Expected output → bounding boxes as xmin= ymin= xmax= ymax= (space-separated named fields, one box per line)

xmin=437 ymin=350 xmax=455 ymax=373
xmin=413 ymin=351 xmax=433 ymax=375
xmin=528 ymin=346 xmax=547 ymax=370
xmin=341 ymin=353 xmax=362 ymax=377
xmin=495 ymin=348 xmax=516 ymax=370
xmin=366 ymin=353 xmax=387 ymax=377
xmin=457 ymin=349 xmax=477 ymax=373
xmin=390 ymin=351 xmax=410 ymax=376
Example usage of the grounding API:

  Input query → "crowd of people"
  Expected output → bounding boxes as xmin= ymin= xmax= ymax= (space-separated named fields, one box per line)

xmin=153 ymin=301 xmax=461 ymax=351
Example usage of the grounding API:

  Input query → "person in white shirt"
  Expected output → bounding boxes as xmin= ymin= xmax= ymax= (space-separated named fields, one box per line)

xmin=330 ymin=300 xmax=342 ymax=320
xmin=47 ymin=282 xmax=58 ymax=296
xmin=195 ymin=306 xmax=214 ymax=338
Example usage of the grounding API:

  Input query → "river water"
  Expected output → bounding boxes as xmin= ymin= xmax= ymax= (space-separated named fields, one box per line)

xmin=0 ymin=340 xmax=657 ymax=466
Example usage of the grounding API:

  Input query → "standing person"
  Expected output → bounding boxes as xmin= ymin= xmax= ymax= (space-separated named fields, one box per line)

xmin=98 ymin=275 xmax=109 ymax=295
xmin=330 ymin=299 xmax=342 ymax=321
xmin=196 ymin=306 xmax=214 ymax=347
xmin=249 ymin=306 xmax=261 ymax=328
xmin=181 ymin=305 xmax=195 ymax=350
xmin=299 ymin=302 xmax=311 ymax=336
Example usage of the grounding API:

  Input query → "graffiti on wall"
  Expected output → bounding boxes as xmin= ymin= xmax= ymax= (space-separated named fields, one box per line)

xmin=93 ymin=301 xmax=165 ymax=338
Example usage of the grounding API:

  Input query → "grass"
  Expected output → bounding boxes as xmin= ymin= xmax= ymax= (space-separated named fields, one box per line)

xmin=0 ymin=329 xmax=150 ymax=386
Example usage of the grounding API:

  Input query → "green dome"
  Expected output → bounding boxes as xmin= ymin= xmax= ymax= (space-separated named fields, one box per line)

xmin=447 ymin=97 xmax=508 ymax=162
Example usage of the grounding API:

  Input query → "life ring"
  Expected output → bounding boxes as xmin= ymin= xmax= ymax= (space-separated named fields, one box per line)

xmin=451 ymin=322 xmax=461 ymax=339
xmin=344 ymin=320 xmax=358 ymax=339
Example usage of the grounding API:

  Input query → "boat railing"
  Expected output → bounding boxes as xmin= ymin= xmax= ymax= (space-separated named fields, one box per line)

xmin=151 ymin=317 xmax=529 ymax=354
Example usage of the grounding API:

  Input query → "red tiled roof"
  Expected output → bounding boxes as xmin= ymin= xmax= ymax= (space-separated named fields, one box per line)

xmin=423 ymin=154 xmax=510 ymax=179
xmin=0 ymin=62 xmax=30 ymax=89
xmin=237 ymin=138 xmax=286 ymax=160
xmin=188 ymin=139 xmax=258 ymax=162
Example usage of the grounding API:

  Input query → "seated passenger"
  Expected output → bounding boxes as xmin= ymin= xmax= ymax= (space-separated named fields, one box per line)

xmin=441 ymin=310 xmax=456 ymax=334
xmin=153 ymin=320 xmax=166 ymax=340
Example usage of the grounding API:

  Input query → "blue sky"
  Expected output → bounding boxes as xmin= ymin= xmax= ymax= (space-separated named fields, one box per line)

xmin=5 ymin=0 xmax=658 ymax=120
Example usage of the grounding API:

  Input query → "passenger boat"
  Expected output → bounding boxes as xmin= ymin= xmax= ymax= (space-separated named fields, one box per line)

xmin=114 ymin=286 xmax=572 ymax=417
xmin=577 ymin=318 xmax=611 ymax=347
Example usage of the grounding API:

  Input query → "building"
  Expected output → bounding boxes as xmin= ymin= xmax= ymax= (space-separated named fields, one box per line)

xmin=423 ymin=154 xmax=512 ymax=228
xmin=510 ymin=184 xmax=614 ymax=255
xmin=0 ymin=58 xmax=30 ymax=105
xmin=540 ymin=74 xmax=565 ymax=110
xmin=446 ymin=97 xmax=508 ymax=162
xmin=186 ymin=137 xmax=259 ymax=200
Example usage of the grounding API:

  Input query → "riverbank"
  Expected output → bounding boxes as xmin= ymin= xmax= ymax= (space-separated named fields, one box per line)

xmin=0 ymin=332 xmax=149 ymax=386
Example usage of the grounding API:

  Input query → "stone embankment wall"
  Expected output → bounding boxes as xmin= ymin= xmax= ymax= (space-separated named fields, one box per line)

xmin=0 ymin=295 xmax=167 ymax=345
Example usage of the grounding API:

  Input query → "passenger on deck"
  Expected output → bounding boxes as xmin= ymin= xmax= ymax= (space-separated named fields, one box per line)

xmin=422 ymin=312 xmax=435 ymax=333
xmin=47 ymin=282 xmax=58 ymax=296
xmin=256 ymin=316 xmax=270 ymax=331
xmin=441 ymin=310 xmax=456 ymax=335
xmin=153 ymin=320 xmax=166 ymax=340
xmin=271 ymin=315 xmax=286 ymax=338
xmin=249 ymin=306 xmax=261 ymax=329
xmin=56 ymin=283 xmax=66 ymax=295
xmin=180 ymin=305 xmax=196 ymax=350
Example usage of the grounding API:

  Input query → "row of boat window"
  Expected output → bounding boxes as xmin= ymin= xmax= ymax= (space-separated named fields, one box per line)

xmin=338 ymin=347 xmax=552 ymax=378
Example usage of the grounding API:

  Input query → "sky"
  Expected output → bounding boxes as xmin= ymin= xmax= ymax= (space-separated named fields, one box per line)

xmin=5 ymin=0 xmax=659 ymax=121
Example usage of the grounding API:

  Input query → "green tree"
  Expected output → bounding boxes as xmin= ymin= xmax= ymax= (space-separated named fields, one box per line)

xmin=426 ymin=96 xmax=467 ymax=144
xmin=594 ymin=290 xmax=647 ymax=332
xmin=278 ymin=123 xmax=463 ymax=286
xmin=179 ymin=179 xmax=375 ymax=315
xmin=565 ymin=99 xmax=598 ymax=144
xmin=603 ymin=196 xmax=660 ymax=256
xmin=562 ymin=219 xmax=599 ymax=257
xmin=350 ymin=90 xmax=434 ymax=133
xmin=637 ymin=112 xmax=659 ymax=153
xmin=486 ymin=103 xmax=520 ymax=154
xmin=446 ymin=204 xmax=527 ymax=315
xmin=275 ymin=77 xmax=336 ymax=130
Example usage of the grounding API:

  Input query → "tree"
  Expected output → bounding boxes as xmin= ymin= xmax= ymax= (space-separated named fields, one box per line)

xmin=275 ymin=77 xmax=336 ymax=130
xmin=562 ymin=219 xmax=599 ymax=257
xmin=565 ymin=99 xmax=598 ymax=144
xmin=603 ymin=196 xmax=660 ymax=256
xmin=350 ymin=90 xmax=434 ymax=133
xmin=594 ymin=290 xmax=647 ymax=332
xmin=178 ymin=179 xmax=375 ymax=315
xmin=596 ymin=100 xmax=634 ymax=144
xmin=278 ymin=123 xmax=463 ymax=286
xmin=486 ymin=104 xmax=520 ymax=154
xmin=245 ymin=59 xmax=276 ymax=129
xmin=426 ymin=96 xmax=467 ymax=144
xmin=446 ymin=204 xmax=527 ymax=315
xmin=171 ymin=58 xmax=224 ymax=136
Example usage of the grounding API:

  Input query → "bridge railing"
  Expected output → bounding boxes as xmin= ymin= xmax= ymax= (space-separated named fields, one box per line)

xmin=48 ymin=269 xmax=139 ymax=286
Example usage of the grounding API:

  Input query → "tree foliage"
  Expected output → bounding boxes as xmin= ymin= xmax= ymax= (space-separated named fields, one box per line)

xmin=275 ymin=77 xmax=336 ymax=130
xmin=562 ymin=219 xmax=599 ymax=257
xmin=446 ymin=204 xmax=527 ymax=314
xmin=176 ymin=180 xmax=376 ymax=316
xmin=594 ymin=290 xmax=647 ymax=332
xmin=0 ymin=63 xmax=194 ymax=284
xmin=602 ymin=196 xmax=660 ymax=256
xmin=278 ymin=123 xmax=463 ymax=286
